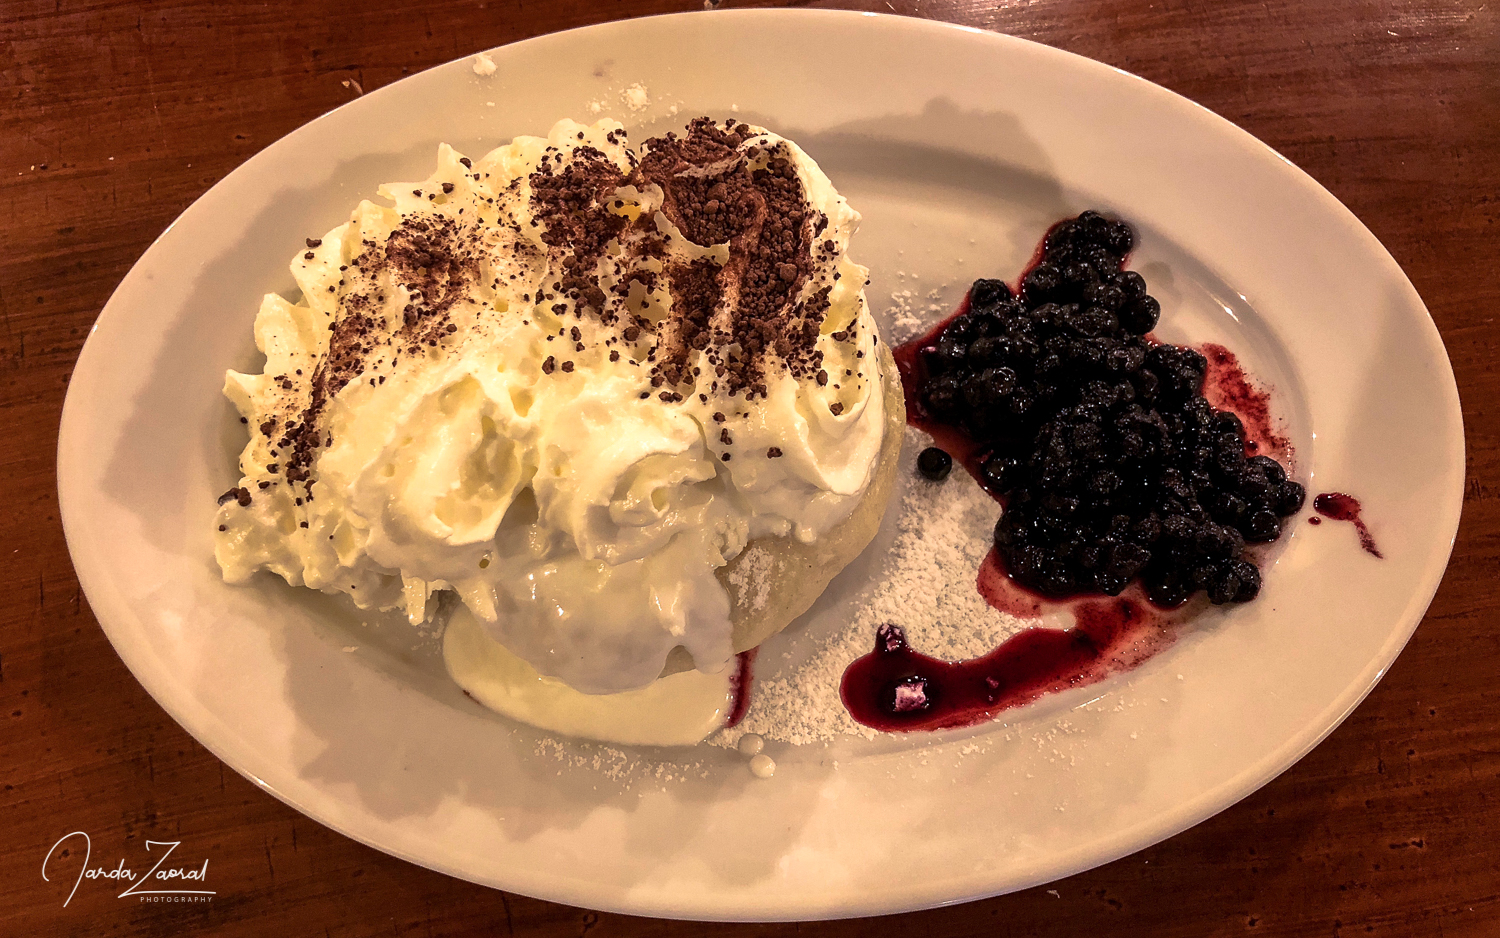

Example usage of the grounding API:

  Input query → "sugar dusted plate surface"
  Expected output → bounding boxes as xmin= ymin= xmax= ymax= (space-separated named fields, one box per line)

xmin=58 ymin=10 xmax=1462 ymax=921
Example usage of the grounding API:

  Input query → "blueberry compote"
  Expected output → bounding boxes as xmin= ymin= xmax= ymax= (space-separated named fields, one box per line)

xmin=1313 ymin=493 xmax=1382 ymax=558
xmin=904 ymin=211 xmax=1303 ymax=606
xmin=849 ymin=210 xmax=1306 ymax=732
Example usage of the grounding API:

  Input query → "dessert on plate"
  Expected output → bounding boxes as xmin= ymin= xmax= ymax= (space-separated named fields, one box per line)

xmin=213 ymin=117 xmax=902 ymax=744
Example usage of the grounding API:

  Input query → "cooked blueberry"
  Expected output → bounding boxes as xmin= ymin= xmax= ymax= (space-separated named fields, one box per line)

xmin=1130 ymin=368 xmax=1160 ymax=403
xmin=923 ymin=374 xmax=965 ymax=416
xmin=1116 ymin=270 xmax=1147 ymax=300
xmin=1084 ymin=280 xmax=1128 ymax=313
xmin=1214 ymin=446 xmax=1246 ymax=479
xmin=981 ymin=454 xmax=1024 ymax=494
xmin=917 ymin=446 xmax=953 ymax=481
xmin=1238 ymin=469 xmax=1276 ymax=504
xmin=1005 ymin=385 xmax=1036 ymax=418
xmin=1276 ymin=480 xmax=1306 ymax=516
xmin=1146 ymin=569 xmax=1190 ymax=607
xmin=1229 ymin=560 xmax=1261 ymax=601
xmin=1078 ymin=306 xmax=1118 ymax=337
xmin=1075 ymin=211 xmax=1111 ymax=244
xmin=936 ymin=332 xmax=970 ymax=365
xmin=1106 ymin=542 xmax=1152 ymax=579
xmin=1207 ymin=564 xmax=1242 ymax=604
xmin=1103 ymin=219 xmax=1136 ymax=255
xmin=970 ymin=278 xmax=1012 ymax=309
xmin=1096 ymin=572 xmax=1128 ymax=596
xmin=1207 ymin=489 xmax=1248 ymax=525
xmin=963 ymin=366 xmax=1018 ymax=410
xmin=1213 ymin=412 xmax=1245 ymax=437
xmin=1119 ymin=295 xmax=1161 ymax=334
xmin=1080 ymin=245 xmax=1121 ymax=274
xmin=1045 ymin=219 xmax=1083 ymax=255
xmin=967 ymin=336 xmax=1008 ymax=366
xmin=1023 ymin=263 xmax=1063 ymax=302
xmin=1189 ymin=563 xmax=1219 ymax=590
xmin=1247 ymin=454 xmax=1287 ymax=486
xmin=1244 ymin=509 xmax=1281 ymax=542
xmin=1061 ymin=262 xmax=1096 ymax=291
xmin=1131 ymin=515 xmax=1162 ymax=545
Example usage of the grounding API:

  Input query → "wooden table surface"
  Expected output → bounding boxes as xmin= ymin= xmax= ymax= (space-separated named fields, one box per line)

xmin=3 ymin=0 xmax=1496 ymax=934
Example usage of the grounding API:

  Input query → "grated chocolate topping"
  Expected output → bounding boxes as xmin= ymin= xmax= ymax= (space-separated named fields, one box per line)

xmin=280 ymin=212 xmax=505 ymax=481
xmin=634 ymin=118 xmax=828 ymax=398
xmin=263 ymin=117 xmax=851 ymax=493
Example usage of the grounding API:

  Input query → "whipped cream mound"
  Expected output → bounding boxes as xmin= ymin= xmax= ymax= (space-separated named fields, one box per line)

xmin=215 ymin=117 xmax=885 ymax=695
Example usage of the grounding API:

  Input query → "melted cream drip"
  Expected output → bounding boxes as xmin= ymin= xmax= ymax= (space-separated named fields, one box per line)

xmin=443 ymin=606 xmax=734 ymax=746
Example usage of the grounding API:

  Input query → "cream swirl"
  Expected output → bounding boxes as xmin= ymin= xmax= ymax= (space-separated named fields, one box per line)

xmin=214 ymin=117 xmax=885 ymax=694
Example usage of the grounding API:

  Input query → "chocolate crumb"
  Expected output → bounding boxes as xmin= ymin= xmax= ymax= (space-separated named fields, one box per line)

xmin=561 ymin=360 xmax=575 ymax=373
xmin=306 ymin=238 xmax=322 ymax=248
xmin=542 ymin=355 xmax=556 ymax=374
xmin=830 ymin=401 xmax=844 ymax=416
xmin=441 ymin=182 xmax=455 ymax=194
xmin=767 ymin=446 xmax=783 ymax=458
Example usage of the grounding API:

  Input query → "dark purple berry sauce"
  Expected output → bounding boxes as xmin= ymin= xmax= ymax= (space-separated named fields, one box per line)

xmin=1200 ymin=343 xmax=1291 ymax=460
xmin=840 ymin=607 xmax=1171 ymax=732
xmin=726 ymin=649 xmax=757 ymax=728
xmin=1313 ymin=493 xmax=1382 ymax=558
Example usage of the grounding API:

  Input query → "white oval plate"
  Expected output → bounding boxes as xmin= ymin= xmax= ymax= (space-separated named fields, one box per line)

xmin=59 ymin=10 xmax=1463 ymax=921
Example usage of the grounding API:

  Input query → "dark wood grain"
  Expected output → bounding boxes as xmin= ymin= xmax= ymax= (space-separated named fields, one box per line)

xmin=2 ymin=1 xmax=1496 ymax=935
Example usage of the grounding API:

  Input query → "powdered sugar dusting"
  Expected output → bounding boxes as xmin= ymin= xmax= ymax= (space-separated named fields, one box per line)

xmin=622 ymin=83 xmax=650 ymax=111
xmin=711 ymin=428 xmax=1034 ymax=746
xmin=729 ymin=543 xmax=774 ymax=613
xmin=532 ymin=737 xmax=711 ymax=784
xmin=887 ymin=286 xmax=951 ymax=343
